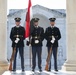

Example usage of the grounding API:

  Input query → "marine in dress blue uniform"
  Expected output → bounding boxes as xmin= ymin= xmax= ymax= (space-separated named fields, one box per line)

xmin=30 ymin=18 xmax=44 ymax=72
xmin=45 ymin=18 xmax=61 ymax=71
xmin=10 ymin=17 xmax=25 ymax=72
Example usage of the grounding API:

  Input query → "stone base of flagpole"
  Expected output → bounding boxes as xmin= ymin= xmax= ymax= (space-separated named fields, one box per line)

xmin=0 ymin=61 xmax=8 ymax=75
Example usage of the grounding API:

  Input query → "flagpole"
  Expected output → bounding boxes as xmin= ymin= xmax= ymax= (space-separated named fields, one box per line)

xmin=25 ymin=0 xmax=33 ymax=68
xmin=29 ymin=42 xmax=32 ymax=67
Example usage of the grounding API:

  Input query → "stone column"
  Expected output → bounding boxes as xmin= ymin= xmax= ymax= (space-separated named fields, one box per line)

xmin=62 ymin=0 xmax=76 ymax=71
xmin=0 ymin=0 xmax=8 ymax=74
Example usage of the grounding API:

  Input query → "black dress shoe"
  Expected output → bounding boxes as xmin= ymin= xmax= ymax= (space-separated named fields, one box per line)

xmin=48 ymin=69 xmax=51 ymax=72
xmin=39 ymin=69 xmax=42 ymax=72
xmin=55 ymin=69 xmax=58 ymax=72
xmin=22 ymin=69 xmax=25 ymax=72
xmin=32 ymin=69 xmax=35 ymax=72
xmin=12 ymin=70 xmax=16 ymax=72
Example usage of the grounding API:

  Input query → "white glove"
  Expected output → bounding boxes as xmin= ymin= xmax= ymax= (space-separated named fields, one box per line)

xmin=15 ymin=38 xmax=20 ymax=43
xmin=35 ymin=40 xmax=39 ymax=44
xmin=16 ymin=38 xmax=20 ymax=41
xmin=26 ymin=38 xmax=29 ymax=41
xmin=15 ymin=40 xmax=18 ymax=43
xmin=51 ymin=40 xmax=55 ymax=44
xmin=52 ymin=36 xmax=55 ymax=41
xmin=50 ymin=36 xmax=55 ymax=44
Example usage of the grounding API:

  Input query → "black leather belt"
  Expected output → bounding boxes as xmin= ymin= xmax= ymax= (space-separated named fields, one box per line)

xmin=14 ymin=35 xmax=23 ymax=38
xmin=32 ymin=36 xmax=40 ymax=39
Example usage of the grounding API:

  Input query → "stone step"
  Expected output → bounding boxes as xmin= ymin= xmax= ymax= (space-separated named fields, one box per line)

xmin=2 ymin=70 xmax=76 ymax=75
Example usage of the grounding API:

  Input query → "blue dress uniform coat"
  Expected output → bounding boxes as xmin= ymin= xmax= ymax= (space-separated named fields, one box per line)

xmin=31 ymin=26 xmax=44 ymax=46
xmin=10 ymin=26 xmax=25 ymax=47
xmin=45 ymin=26 xmax=61 ymax=71
xmin=45 ymin=27 xmax=61 ymax=47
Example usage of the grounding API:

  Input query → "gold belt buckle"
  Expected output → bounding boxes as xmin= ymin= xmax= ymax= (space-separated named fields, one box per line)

xmin=35 ymin=36 xmax=37 ymax=39
xmin=52 ymin=35 xmax=54 ymax=38
xmin=17 ymin=35 xmax=19 ymax=38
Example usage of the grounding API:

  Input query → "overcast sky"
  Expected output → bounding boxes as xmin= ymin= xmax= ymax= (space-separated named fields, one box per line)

xmin=7 ymin=0 xmax=66 ymax=14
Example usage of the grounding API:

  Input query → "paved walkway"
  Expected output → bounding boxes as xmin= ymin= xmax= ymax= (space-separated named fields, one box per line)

xmin=2 ymin=70 xmax=76 ymax=75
